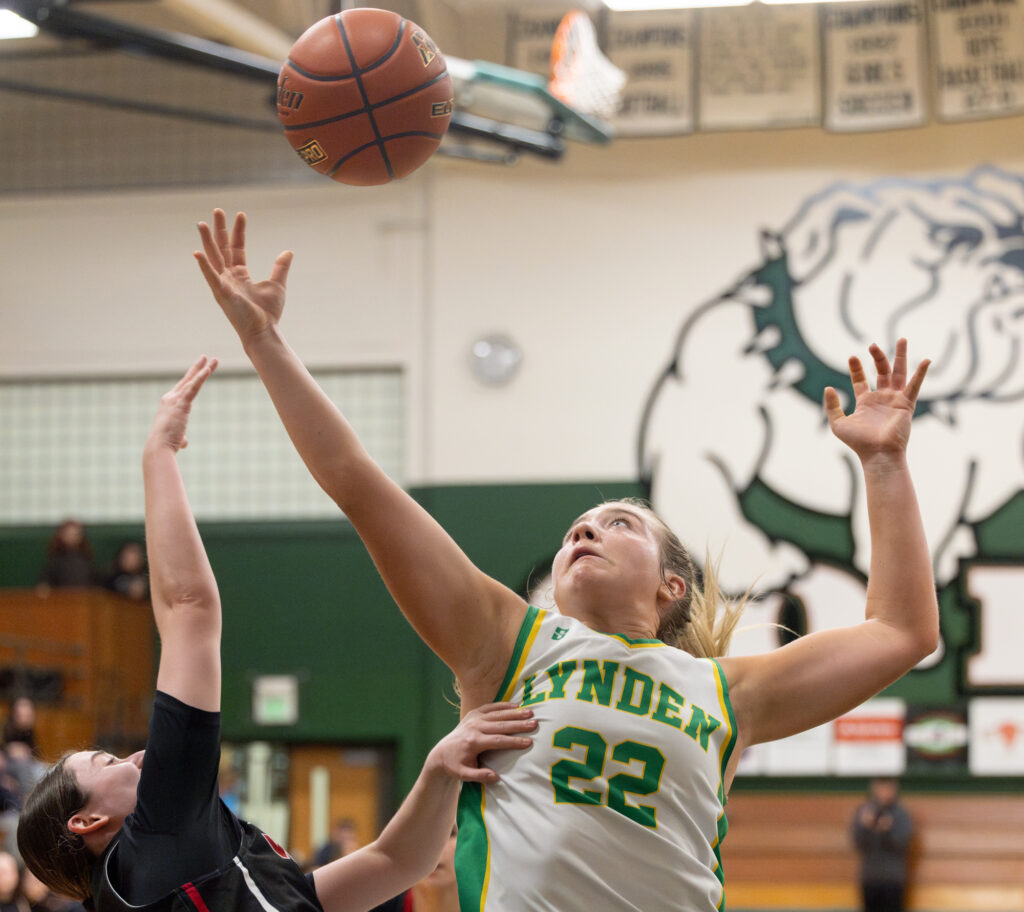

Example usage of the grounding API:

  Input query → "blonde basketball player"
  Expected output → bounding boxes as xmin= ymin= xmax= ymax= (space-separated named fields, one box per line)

xmin=196 ymin=209 xmax=938 ymax=912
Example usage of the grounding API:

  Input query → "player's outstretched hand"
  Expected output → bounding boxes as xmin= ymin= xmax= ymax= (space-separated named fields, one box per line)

xmin=824 ymin=338 xmax=930 ymax=463
xmin=147 ymin=356 xmax=217 ymax=454
xmin=428 ymin=702 xmax=536 ymax=784
xmin=194 ymin=209 xmax=294 ymax=340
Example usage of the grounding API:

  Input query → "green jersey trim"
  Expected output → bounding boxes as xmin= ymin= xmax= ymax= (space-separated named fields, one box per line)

xmin=495 ymin=605 xmax=545 ymax=702
xmin=709 ymin=659 xmax=738 ymax=781
xmin=709 ymin=658 xmax=736 ymax=912
xmin=596 ymin=630 xmax=666 ymax=648
xmin=455 ymin=783 xmax=489 ymax=912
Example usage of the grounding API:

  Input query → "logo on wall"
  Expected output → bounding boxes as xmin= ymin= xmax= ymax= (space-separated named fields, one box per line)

xmin=638 ymin=166 xmax=1024 ymax=689
xmin=903 ymin=706 xmax=969 ymax=776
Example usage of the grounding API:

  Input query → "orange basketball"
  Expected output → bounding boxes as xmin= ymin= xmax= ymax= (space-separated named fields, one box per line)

xmin=276 ymin=9 xmax=453 ymax=186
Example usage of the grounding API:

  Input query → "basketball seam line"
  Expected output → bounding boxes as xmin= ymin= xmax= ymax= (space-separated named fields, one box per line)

xmin=327 ymin=131 xmax=448 ymax=176
xmin=335 ymin=12 xmax=398 ymax=180
xmin=284 ymin=24 xmax=405 ymax=83
xmin=280 ymin=70 xmax=451 ymax=132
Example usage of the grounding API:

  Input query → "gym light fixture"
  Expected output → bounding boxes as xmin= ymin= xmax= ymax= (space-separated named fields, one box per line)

xmin=0 ymin=9 xmax=38 ymax=39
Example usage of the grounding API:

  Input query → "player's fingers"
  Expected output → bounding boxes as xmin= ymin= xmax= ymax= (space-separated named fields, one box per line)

xmin=472 ymin=701 xmax=522 ymax=713
xmin=487 ymin=734 xmax=534 ymax=749
xmin=193 ymin=253 xmax=227 ymax=300
xmin=905 ymin=358 xmax=930 ymax=403
xmin=823 ymin=387 xmax=845 ymax=428
xmin=464 ymin=703 xmax=533 ymax=724
xmin=479 ymin=717 xmax=538 ymax=734
xmin=848 ymin=356 xmax=869 ymax=395
xmin=196 ymin=223 xmax=225 ymax=273
xmin=168 ymin=356 xmax=207 ymax=397
xmin=183 ymin=358 xmax=218 ymax=400
xmin=213 ymin=208 xmax=232 ymax=261
xmin=230 ymin=212 xmax=248 ymax=269
xmin=889 ymin=338 xmax=908 ymax=388
xmin=457 ymin=766 xmax=500 ymax=784
xmin=474 ymin=713 xmax=538 ymax=735
xmin=270 ymin=250 xmax=294 ymax=288
xmin=869 ymin=343 xmax=891 ymax=388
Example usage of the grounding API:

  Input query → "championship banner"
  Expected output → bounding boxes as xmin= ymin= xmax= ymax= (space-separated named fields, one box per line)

xmin=930 ymin=0 xmax=1024 ymax=120
xmin=823 ymin=0 xmax=928 ymax=130
xmin=507 ymin=5 xmax=570 ymax=76
xmin=698 ymin=3 xmax=821 ymax=130
xmin=605 ymin=9 xmax=696 ymax=136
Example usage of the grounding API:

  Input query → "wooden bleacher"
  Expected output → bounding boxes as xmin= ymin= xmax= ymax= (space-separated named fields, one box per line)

xmin=722 ymin=792 xmax=1024 ymax=911
xmin=0 ymin=588 xmax=154 ymax=759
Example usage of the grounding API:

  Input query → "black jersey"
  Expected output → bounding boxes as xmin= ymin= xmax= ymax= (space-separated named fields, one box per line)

xmin=91 ymin=691 xmax=321 ymax=912
xmin=109 ymin=691 xmax=237 ymax=901
xmin=92 ymin=818 xmax=323 ymax=912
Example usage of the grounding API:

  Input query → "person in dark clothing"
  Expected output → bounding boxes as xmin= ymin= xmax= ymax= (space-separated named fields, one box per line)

xmin=313 ymin=819 xmax=360 ymax=869
xmin=21 ymin=868 xmax=84 ymax=912
xmin=103 ymin=542 xmax=149 ymax=602
xmin=851 ymin=778 xmax=913 ymax=912
xmin=2 ymin=698 xmax=39 ymax=758
xmin=37 ymin=520 xmax=96 ymax=590
xmin=2 ymin=698 xmax=45 ymax=807
xmin=16 ymin=358 xmax=535 ymax=912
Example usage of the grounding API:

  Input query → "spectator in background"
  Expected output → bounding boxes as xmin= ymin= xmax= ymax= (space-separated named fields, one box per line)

xmin=0 ymin=850 xmax=27 ymax=912
xmin=217 ymin=764 xmax=241 ymax=818
xmin=2 ymin=699 xmax=44 ymax=802
xmin=313 ymin=818 xmax=360 ymax=868
xmin=103 ymin=540 xmax=149 ymax=602
xmin=0 ymin=755 xmax=22 ymax=858
xmin=37 ymin=521 xmax=95 ymax=592
xmin=852 ymin=778 xmax=913 ymax=912
xmin=20 ymin=869 xmax=82 ymax=912
xmin=2 ymin=699 xmax=38 ymax=759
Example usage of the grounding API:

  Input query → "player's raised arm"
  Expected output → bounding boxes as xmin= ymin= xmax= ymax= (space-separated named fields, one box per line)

xmin=194 ymin=210 xmax=527 ymax=705
xmin=718 ymin=339 xmax=939 ymax=750
xmin=143 ymin=356 xmax=222 ymax=712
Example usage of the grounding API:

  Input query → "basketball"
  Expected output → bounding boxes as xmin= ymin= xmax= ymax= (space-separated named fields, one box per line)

xmin=276 ymin=9 xmax=453 ymax=186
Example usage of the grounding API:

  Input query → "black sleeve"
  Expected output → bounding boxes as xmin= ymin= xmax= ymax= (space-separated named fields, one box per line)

xmin=111 ymin=691 xmax=240 ymax=905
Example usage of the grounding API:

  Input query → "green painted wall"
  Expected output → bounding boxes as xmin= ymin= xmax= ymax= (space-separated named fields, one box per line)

xmin=4 ymin=479 xmax=1021 ymax=796
xmin=0 ymin=481 xmax=641 ymax=794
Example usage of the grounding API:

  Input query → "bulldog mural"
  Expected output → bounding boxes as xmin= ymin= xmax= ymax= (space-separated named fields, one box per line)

xmin=639 ymin=166 xmax=1024 ymax=667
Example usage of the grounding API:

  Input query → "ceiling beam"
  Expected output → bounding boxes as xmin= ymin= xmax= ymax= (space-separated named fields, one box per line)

xmin=161 ymin=0 xmax=295 ymax=60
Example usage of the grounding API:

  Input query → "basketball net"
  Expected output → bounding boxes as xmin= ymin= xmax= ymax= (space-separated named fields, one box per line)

xmin=548 ymin=10 xmax=626 ymax=122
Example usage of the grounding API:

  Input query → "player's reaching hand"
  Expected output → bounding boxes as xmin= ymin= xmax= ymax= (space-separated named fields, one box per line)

xmin=194 ymin=207 xmax=529 ymax=708
xmin=194 ymin=209 xmax=293 ymax=340
xmin=146 ymin=355 xmax=218 ymax=455
xmin=824 ymin=338 xmax=930 ymax=464
xmin=426 ymin=702 xmax=536 ymax=784
xmin=311 ymin=703 xmax=535 ymax=912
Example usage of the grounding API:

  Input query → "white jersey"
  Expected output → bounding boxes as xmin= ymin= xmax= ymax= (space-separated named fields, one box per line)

xmin=455 ymin=606 xmax=737 ymax=912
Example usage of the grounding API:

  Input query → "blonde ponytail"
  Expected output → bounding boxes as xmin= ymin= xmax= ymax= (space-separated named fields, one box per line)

xmin=665 ymin=552 xmax=751 ymax=658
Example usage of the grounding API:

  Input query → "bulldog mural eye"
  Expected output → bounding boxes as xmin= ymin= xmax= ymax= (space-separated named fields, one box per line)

xmin=639 ymin=166 xmax=1024 ymax=672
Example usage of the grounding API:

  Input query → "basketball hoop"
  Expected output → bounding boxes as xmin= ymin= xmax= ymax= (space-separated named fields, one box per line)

xmin=548 ymin=10 xmax=626 ymax=122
